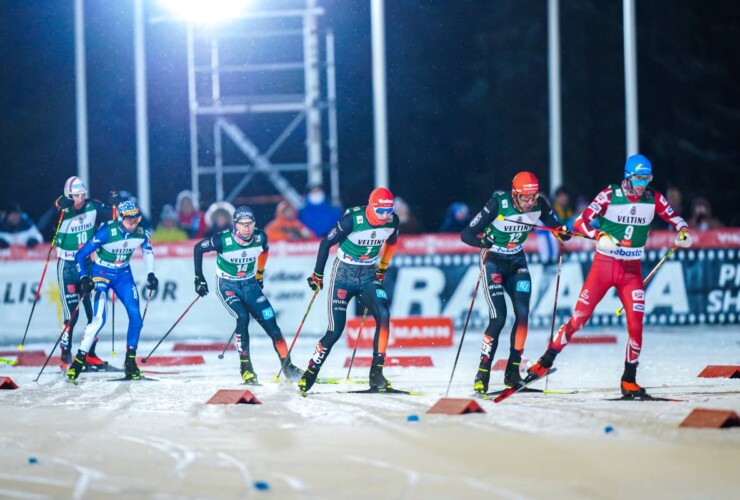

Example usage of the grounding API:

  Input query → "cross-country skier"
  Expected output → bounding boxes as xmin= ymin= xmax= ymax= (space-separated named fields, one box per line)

xmin=193 ymin=206 xmax=303 ymax=384
xmin=526 ymin=154 xmax=692 ymax=397
xmin=66 ymin=200 xmax=158 ymax=382
xmin=461 ymin=172 xmax=570 ymax=394
xmin=299 ymin=187 xmax=400 ymax=394
xmin=53 ymin=176 xmax=117 ymax=371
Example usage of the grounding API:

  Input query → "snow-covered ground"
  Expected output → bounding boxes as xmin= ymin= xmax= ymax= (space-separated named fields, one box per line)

xmin=1 ymin=326 xmax=738 ymax=498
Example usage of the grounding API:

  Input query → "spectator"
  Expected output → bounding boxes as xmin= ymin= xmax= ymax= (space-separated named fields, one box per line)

xmin=552 ymin=186 xmax=573 ymax=223
xmin=439 ymin=202 xmax=471 ymax=233
xmin=689 ymin=197 xmax=724 ymax=231
xmin=204 ymin=201 xmax=236 ymax=239
xmin=176 ymin=190 xmax=207 ymax=239
xmin=0 ymin=202 xmax=44 ymax=249
xmin=394 ymin=196 xmax=423 ymax=234
xmin=264 ymin=200 xmax=314 ymax=242
xmin=298 ymin=184 xmax=343 ymax=237
xmin=151 ymin=204 xmax=188 ymax=243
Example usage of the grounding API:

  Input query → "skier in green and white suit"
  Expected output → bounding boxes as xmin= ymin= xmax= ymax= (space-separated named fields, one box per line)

xmin=193 ymin=206 xmax=303 ymax=384
xmin=300 ymin=187 xmax=400 ymax=394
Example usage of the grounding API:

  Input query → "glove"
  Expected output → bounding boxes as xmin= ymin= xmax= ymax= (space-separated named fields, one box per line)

xmin=553 ymin=226 xmax=572 ymax=243
xmin=79 ymin=276 xmax=94 ymax=295
xmin=194 ymin=275 xmax=209 ymax=297
xmin=596 ymin=232 xmax=619 ymax=252
xmin=255 ymin=270 xmax=264 ymax=289
xmin=375 ymin=268 xmax=387 ymax=284
xmin=56 ymin=195 xmax=74 ymax=210
xmin=675 ymin=229 xmax=692 ymax=248
xmin=307 ymin=272 xmax=324 ymax=291
xmin=146 ymin=272 xmax=159 ymax=291
xmin=26 ymin=238 xmax=39 ymax=250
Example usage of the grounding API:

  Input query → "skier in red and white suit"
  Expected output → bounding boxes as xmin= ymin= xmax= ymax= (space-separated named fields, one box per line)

xmin=527 ymin=154 xmax=692 ymax=397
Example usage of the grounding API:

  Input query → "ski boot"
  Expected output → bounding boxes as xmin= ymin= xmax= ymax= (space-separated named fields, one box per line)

xmin=66 ymin=351 xmax=86 ymax=384
xmin=240 ymin=356 xmax=259 ymax=385
xmin=369 ymin=353 xmax=392 ymax=391
xmin=526 ymin=348 xmax=559 ymax=382
xmin=60 ymin=345 xmax=73 ymax=372
xmin=473 ymin=365 xmax=491 ymax=395
xmin=124 ymin=347 xmax=142 ymax=380
xmin=83 ymin=339 xmax=108 ymax=372
xmin=281 ymin=358 xmax=304 ymax=382
xmin=503 ymin=357 xmax=522 ymax=388
xmin=298 ymin=366 xmax=318 ymax=395
xmin=620 ymin=362 xmax=647 ymax=398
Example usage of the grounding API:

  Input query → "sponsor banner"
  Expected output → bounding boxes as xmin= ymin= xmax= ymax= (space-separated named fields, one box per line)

xmin=2 ymin=229 xmax=738 ymax=261
xmin=383 ymin=247 xmax=740 ymax=329
xmin=345 ymin=317 xmax=454 ymax=349
xmin=1 ymin=240 xmax=739 ymax=342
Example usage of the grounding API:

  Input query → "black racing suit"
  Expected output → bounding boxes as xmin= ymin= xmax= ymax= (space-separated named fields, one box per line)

xmin=194 ymin=233 xmax=296 ymax=378
xmin=305 ymin=212 xmax=399 ymax=386
xmin=57 ymin=199 xmax=115 ymax=360
xmin=461 ymin=195 xmax=564 ymax=389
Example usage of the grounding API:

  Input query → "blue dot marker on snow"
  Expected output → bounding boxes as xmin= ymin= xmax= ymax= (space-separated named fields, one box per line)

xmin=407 ymin=414 xmax=419 ymax=422
xmin=28 ymin=457 xmax=38 ymax=464
xmin=254 ymin=481 xmax=270 ymax=491
xmin=604 ymin=425 xmax=614 ymax=434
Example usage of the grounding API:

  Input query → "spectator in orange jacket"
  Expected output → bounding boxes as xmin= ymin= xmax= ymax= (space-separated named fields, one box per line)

xmin=265 ymin=200 xmax=315 ymax=242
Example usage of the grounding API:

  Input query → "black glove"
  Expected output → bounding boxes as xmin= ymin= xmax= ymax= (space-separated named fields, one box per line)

xmin=255 ymin=270 xmax=264 ymax=289
xmin=79 ymin=276 xmax=94 ymax=295
xmin=27 ymin=238 xmax=39 ymax=249
xmin=0 ymin=239 xmax=9 ymax=250
xmin=56 ymin=195 xmax=74 ymax=210
xmin=146 ymin=272 xmax=159 ymax=291
xmin=194 ymin=275 xmax=209 ymax=297
xmin=375 ymin=268 xmax=387 ymax=284
xmin=307 ymin=272 xmax=323 ymax=291
xmin=554 ymin=226 xmax=572 ymax=243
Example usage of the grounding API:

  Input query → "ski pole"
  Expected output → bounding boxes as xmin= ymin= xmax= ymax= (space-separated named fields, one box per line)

xmin=344 ymin=308 xmax=368 ymax=382
xmin=111 ymin=291 xmax=116 ymax=357
xmin=141 ymin=289 xmax=154 ymax=321
xmin=18 ymin=211 xmax=65 ymax=351
xmin=34 ymin=292 xmax=88 ymax=382
xmin=217 ymin=331 xmax=236 ymax=360
xmin=616 ymin=247 xmax=676 ymax=317
xmin=444 ymin=250 xmax=486 ymax=397
xmin=496 ymin=215 xmax=595 ymax=241
xmin=545 ymin=247 xmax=564 ymax=391
xmin=141 ymin=295 xmax=201 ymax=363
xmin=276 ymin=288 xmax=320 ymax=379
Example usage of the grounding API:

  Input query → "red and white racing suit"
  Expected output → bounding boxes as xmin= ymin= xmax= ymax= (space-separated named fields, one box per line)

xmin=550 ymin=183 xmax=688 ymax=364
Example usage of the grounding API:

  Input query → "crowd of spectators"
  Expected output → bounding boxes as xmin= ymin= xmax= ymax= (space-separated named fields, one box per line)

xmin=2 ymin=182 xmax=733 ymax=251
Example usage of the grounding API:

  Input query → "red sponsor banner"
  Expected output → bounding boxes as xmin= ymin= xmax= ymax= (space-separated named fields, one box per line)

xmin=343 ymin=356 xmax=434 ymax=368
xmin=345 ymin=316 xmax=454 ymax=349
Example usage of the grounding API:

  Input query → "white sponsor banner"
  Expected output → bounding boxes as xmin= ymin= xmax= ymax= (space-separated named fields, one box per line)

xmin=0 ymin=256 xmax=351 ymax=344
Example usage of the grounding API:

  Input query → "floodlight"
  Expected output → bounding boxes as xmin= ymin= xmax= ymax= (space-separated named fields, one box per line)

xmin=158 ymin=0 xmax=252 ymax=24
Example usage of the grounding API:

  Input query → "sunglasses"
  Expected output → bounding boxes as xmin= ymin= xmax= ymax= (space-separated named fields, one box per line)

xmin=374 ymin=207 xmax=394 ymax=215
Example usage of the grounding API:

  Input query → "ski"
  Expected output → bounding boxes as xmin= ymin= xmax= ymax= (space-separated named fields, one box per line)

xmin=82 ymin=363 xmax=125 ymax=373
xmin=107 ymin=376 xmax=159 ymax=382
xmin=477 ymin=386 xmax=576 ymax=399
xmin=341 ymin=387 xmax=424 ymax=396
xmin=605 ymin=394 xmax=685 ymax=402
xmin=493 ymin=368 xmax=557 ymax=404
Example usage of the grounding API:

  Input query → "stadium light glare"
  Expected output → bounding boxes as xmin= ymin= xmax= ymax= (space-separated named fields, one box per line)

xmin=159 ymin=0 xmax=252 ymax=23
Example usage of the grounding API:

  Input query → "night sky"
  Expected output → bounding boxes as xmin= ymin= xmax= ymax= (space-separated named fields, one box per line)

xmin=2 ymin=0 xmax=739 ymax=237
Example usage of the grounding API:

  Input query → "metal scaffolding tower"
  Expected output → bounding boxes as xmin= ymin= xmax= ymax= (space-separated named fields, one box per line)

xmin=181 ymin=0 xmax=339 ymax=208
